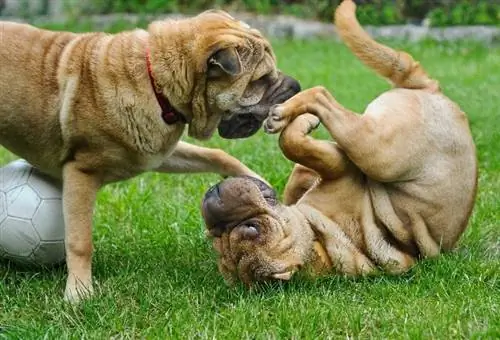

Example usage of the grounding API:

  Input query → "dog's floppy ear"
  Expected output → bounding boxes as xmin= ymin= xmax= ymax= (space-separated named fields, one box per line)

xmin=208 ymin=47 xmax=242 ymax=78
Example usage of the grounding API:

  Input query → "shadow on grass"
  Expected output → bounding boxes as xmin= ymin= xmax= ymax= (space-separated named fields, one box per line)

xmin=0 ymin=258 xmax=66 ymax=283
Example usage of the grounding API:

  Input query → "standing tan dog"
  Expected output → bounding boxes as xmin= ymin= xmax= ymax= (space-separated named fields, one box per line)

xmin=0 ymin=10 xmax=300 ymax=301
xmin=202 ymin=0 xmax=477 ymax=286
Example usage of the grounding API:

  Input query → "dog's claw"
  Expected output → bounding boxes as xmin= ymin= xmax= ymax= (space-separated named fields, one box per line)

xmin=264 ymin=105 xmax=288 ymax=134
xmin=306 ymin=115 xmax=321 ymax=133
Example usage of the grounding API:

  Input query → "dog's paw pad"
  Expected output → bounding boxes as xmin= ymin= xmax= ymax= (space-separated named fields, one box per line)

xmin=264 ymin=105 xmax=287 ymax=134
xmin=306 ymin=116 xmax=321 ymax=132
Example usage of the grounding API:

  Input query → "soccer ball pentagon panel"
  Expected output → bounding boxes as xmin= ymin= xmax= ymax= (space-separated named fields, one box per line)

xmin=0 ymin=159 xmax=65 ymax=266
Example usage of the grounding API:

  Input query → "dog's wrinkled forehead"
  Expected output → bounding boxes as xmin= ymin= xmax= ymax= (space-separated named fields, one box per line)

xmin=196 ymin=10 xmax=262 ymax=36
xmin=238 ymin=20 xmax=251 ymax=29
xmin=198 ymin=10 xmax=255 ymax=29
xmin=197 ymin=10 xmax=272 ymax=52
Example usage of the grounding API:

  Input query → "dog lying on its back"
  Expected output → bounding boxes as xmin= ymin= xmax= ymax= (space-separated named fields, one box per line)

xmin=202 ymin=0 xmax=477 ymax=285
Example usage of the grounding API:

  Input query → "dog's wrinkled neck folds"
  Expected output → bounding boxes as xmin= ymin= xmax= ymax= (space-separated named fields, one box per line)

xmin=146 ymin=48 xmax=187 ymax=125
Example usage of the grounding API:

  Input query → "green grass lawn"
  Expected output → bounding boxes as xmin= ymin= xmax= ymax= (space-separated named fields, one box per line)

xmin=1 ymin=35 xmax=499 ymax=338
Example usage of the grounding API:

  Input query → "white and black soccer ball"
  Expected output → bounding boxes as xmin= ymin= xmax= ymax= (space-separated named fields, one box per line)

xmin=0 ymin=159 xmax=65 ymax=266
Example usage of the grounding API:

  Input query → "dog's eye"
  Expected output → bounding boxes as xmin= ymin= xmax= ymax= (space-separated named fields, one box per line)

xmin=247 ymin=223 xmax=259 ymax=233
xmin=239 ymin=223 xmax=260 ymax=240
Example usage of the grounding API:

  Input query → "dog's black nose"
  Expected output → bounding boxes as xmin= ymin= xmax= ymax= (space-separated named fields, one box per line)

xmin=203 ymin=183 xmax=221 ymax=202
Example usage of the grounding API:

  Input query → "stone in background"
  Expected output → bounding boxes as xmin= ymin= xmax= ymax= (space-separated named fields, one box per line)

xmin=1 ymin=0 xmax=498 ymax=44
xmin=1 ymin=0 xmax=47 ymax=17
xmin=0 ymin=0 xmax=80 ymax=17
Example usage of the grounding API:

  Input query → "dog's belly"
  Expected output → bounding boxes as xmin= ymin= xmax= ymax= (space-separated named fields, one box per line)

xmin=370 ymin=167 xmax=476 ymax=253
xmin=364 ymin=91 xmax=477 ymax=253
xmin=99 ymin=149 xmax=177 ymax=184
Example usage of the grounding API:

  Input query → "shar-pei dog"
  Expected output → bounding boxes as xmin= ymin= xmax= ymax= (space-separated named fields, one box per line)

xmin=202 ymin=0 xmax=477 ymax=286
xmin=0 ymin=10 xmax=300 ymax=301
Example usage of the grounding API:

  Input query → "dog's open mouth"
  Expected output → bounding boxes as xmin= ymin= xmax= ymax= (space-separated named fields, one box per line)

xmin=267 ymin=242 xmax=331 ymax=281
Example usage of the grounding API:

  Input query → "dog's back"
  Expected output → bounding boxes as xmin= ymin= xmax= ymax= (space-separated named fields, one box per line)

xmin=0 ymin=22 xmax=76 ymax=119
xmin=0 ymin=22 xmax=77 ymax=175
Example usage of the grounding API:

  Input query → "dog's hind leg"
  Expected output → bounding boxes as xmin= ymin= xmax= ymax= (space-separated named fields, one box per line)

xmin=283 ymin=164 xmax=318 ymax=205
xmin=361 ymin=193 xmax=416 ymax=274
xmin=265 ymin=86 xmax=425 ymax=182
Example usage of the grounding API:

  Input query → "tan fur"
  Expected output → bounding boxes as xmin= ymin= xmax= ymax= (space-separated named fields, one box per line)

xmin=0 ymin=10 xmax=300 ymax=302
xmin=202 ymin=0 xmax=477 ymax=285
xmin=334 ymin=0 xmax=439 ymax=92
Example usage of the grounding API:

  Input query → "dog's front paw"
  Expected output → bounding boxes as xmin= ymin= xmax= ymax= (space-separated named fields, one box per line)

xmin=264 ymin=105 xmax=289 ymax=134
xmin=301 ymin=114 xmax=320 ymax=134
xmin=64 ymin=276 xmax=94 ymax=303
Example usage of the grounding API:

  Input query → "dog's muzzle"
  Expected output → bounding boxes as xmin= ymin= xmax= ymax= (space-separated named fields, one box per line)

xmin=218 ymin=76 xmax=301 ymax=139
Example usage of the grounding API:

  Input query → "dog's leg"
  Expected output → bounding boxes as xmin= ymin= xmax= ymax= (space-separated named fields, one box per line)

xmin=279 ymin=113 xmax=351 ymax=179
xmin=265 ymin=87 xmax=422 ymax=182
xmin=283 ymin=164 xmax=318 ymax=205
xmin=156 ymin=141 xmax=267 ymax=183
xmin=361 ymin=194 xmax=416 ymax=273
xmin=279 ymin=113 xmax=350 ymax=205
xmin=62 ymin=162 xmax=101 ymax=303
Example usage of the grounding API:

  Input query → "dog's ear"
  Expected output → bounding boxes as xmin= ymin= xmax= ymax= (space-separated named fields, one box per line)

xmin=208 ymin=47 xmax=242 ymax=78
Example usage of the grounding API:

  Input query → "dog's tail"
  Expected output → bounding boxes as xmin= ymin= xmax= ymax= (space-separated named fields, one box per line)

xmin=334 ymin=0 xmax=439 ymax=91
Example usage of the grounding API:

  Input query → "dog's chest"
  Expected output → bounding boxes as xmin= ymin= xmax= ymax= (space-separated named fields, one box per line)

xmin=128 ymin=124 xmax=184 ymax=171
xmin=143 ymin=152 xmax=171 ymax=170
xmin=99 ymin=149 xmax=174 ymax=184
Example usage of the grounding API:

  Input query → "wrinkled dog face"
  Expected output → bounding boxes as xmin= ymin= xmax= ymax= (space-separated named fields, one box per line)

xmin=149 ymin=10 xmax=300 ymax=140
xmin=201 ymin=12 xmax=301 ymax=139
xmin=201 ymin=176 xmax=315 ymax=285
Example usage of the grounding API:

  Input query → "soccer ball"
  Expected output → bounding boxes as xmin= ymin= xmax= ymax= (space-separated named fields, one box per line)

xmin=0 ymin=159 xmax=65 ymax=266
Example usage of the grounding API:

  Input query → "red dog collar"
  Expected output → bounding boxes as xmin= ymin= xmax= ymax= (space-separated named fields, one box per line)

xmin=146 ymin=48 xmax=186 ymax=125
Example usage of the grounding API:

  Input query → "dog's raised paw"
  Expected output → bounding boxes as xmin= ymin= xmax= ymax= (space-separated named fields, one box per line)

xmin=305 ymin=114 xmax=320 ymax=133
xmin=264 ymin=105 xmax=288 ymax=134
